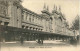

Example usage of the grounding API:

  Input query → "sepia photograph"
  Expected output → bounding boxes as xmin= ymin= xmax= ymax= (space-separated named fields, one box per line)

xmin=0 ymin=0 xmax=80 ymax=51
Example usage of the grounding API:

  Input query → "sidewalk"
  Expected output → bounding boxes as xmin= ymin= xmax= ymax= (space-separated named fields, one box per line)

xmin=1 ymin=40 xmax=72 ymax=47
xmin=1 ymin=40 xmax=80 ymax=51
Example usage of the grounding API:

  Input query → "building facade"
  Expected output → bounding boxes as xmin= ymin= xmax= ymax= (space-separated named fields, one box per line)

xmin=0 ymin=0 xmax=74 ymax=40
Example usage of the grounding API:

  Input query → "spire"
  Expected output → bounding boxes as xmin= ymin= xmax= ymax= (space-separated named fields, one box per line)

xmin=42 ymin=3 xmax=47 ymax=13
xmin=54 ymin=4 xmax=55 ymax=10
xmin=43 ymin=3 xmax=46 ymax=10
xmin=59 ymin=6 xmax=61 ymax=12
xmin=47 ymin=5 xmax=49 ymax=11
xmin=56 ymin=6 xmax=57 ymax=11
xmin=42 ymin=3 xmax=50 ymax=14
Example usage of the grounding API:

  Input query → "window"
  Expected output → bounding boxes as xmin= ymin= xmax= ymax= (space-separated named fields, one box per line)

xmin=26 ymin=13 xmax=28 ymax=20
xmin=22 ymin=13 xmax=24 ymax=20
xmin=22 ymin=25 xmax=25 ymax=28
xmin=32 ymin=16 xmax=34 ymax=22
xmin=29 ymin=15 xmax=31 ymax=22
xmin=4 ymin=22 xmax=9 ymax=26
xmin=0 ymin=6 xmax=6 ymax=16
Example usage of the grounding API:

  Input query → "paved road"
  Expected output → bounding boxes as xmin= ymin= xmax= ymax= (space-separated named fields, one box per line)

xmin=0 ymin=40 xmax=80 ymax=51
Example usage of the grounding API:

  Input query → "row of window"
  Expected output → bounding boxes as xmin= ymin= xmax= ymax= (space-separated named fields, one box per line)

xmin=22 ymin=12 xmax=52 ymax=32
xmin=22 ymin=12 xmax=42 ymax=25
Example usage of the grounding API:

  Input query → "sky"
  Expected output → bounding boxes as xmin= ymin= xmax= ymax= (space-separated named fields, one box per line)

xmin=21 ymin=0 xmax=79 ymax=27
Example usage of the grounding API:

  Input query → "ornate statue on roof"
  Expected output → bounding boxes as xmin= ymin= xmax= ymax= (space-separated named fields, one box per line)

xmin=41 ymin=3 xmax=50 ymax=16
xmin=52 ymin=4 xmax=58 ymax=14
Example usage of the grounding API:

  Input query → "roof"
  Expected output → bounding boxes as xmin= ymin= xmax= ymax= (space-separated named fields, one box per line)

xmin=0 ymin=25 xmax=74 ymax=37
xmin=23 ymin=8 xmax=42 ymax=18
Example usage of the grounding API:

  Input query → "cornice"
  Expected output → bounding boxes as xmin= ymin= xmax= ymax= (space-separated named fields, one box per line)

xmin=22 ymin=21 xmax=43 ymax=28
xmin=23 ymin=8 xmax=42 ymax=18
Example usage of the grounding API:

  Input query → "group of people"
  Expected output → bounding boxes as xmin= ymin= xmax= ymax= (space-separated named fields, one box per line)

xmin=20 ymin=35 xmax=79 ymax=45
xmin=20 ymin=36 xmax=24 ymax=45
xmin=20 ymin=36 xmax=44 ymax=45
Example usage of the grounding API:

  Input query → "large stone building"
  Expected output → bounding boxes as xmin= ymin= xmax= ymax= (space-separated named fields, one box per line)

xmin=0 ymin=0 xmax=22 ymax=28
xmin=0 ymin=0 xmax=74 ymax=41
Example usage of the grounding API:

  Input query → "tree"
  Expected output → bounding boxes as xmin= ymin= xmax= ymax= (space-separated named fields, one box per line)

xmin=72 ymin=15 xmax=79 ymax=30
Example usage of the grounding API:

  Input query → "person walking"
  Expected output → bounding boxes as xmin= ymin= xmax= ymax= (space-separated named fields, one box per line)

xmin=20 ymin=36 xmax=24 ymax=45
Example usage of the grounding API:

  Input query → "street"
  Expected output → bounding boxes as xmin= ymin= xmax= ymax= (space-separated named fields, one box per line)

xmin=0 ymin=40 xmax=80 ymax=51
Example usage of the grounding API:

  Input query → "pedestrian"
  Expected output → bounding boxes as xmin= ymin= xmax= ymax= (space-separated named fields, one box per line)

xmin=37 ymin=38 xmax=41 ymax=44
xmin=20 ymin=36 xmax=24 ymax=45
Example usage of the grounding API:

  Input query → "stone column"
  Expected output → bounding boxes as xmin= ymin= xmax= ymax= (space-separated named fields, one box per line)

xmin=17 ymin=7 xmax=22 ymax=28
xmin=29 ymin=15 xmax=31 ymax=22
xmin=31 ymin=15 xmax=33 ymax=22
xmin=23 ymin=12 xmax=26 ymax=21
xmin=7 ymin=1 xmax=12 ymax=17
xmin=27 ymin=14 xmax=29 ymax=21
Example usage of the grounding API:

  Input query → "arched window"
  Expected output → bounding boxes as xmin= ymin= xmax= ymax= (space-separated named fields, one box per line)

xmin=29 ymin=15 xmax=31 ymax=22
xmin=0 ymin=1 xmax=8 ymax=16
